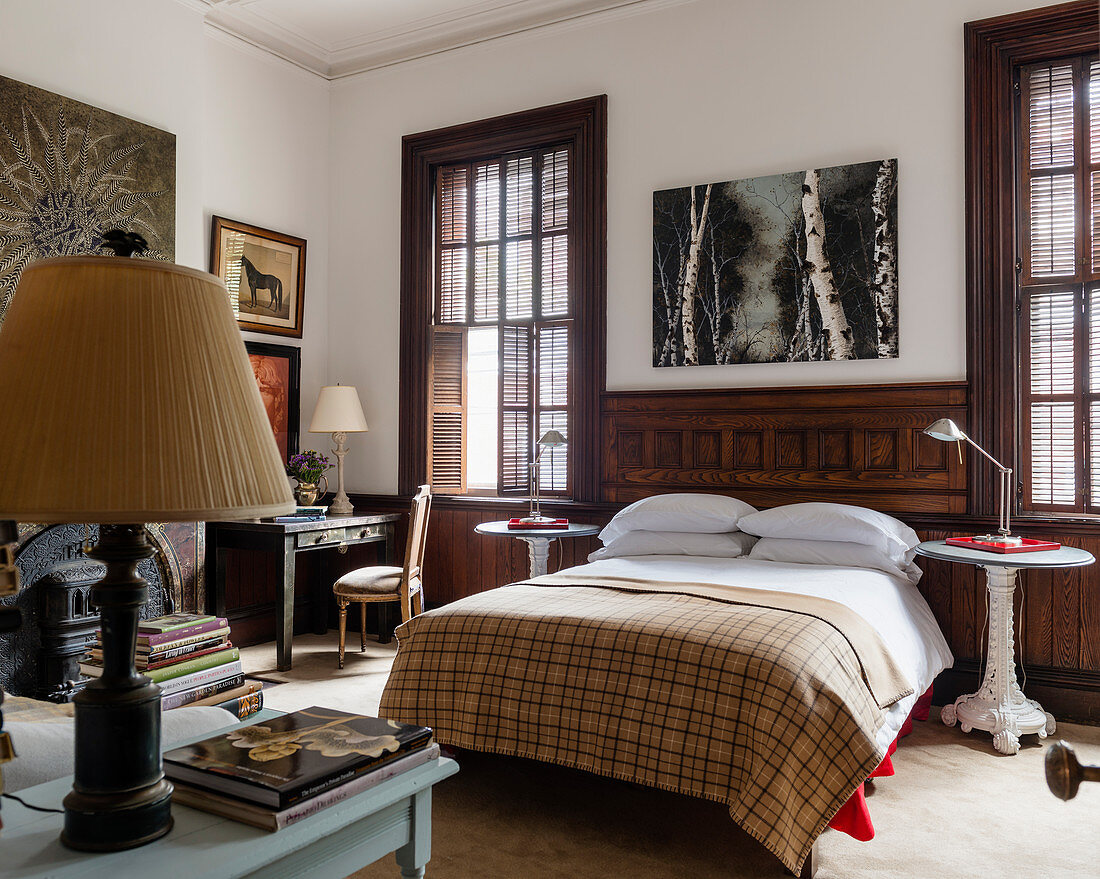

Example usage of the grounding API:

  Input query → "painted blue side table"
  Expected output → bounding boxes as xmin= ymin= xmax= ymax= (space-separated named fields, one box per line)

xmin=2 ymin=716 xmax=458 ymax=878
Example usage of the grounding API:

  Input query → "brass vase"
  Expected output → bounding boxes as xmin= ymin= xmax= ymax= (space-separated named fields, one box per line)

xmin=293 ymin=475 xmax=327 ymax=506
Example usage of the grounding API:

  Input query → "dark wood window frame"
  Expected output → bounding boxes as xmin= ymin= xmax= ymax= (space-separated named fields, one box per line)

xmin=965 ymin=0 xmax=1098 ymax=521
xmin=399 ymin=96 xmax=607 ymax=502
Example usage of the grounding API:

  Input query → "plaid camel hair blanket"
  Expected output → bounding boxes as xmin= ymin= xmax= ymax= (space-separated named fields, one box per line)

xmin=379 ymin=575 xmax=912 ymax=874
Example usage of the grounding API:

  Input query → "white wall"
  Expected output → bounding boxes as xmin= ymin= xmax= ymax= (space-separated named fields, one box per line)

xmin=201 ymin=30 xmax=331 ymax=442
xmin=327 ymin=0 xmax=1025 ymax=494
xmin=0 ymin=0 xmax=331 ymax=448
xmin=0 ymin=0 xmax=207 ymax=266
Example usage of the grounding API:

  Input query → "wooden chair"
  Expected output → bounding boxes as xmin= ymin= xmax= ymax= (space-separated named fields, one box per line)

xmin=333 ymin=485 xmax=432 ymax=668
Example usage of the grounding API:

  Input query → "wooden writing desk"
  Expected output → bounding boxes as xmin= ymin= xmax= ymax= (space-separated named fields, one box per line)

xmin=206 ymin=513 xmax=401 ymax=670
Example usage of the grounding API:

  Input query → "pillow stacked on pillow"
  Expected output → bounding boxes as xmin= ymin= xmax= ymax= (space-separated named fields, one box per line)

xmin=599 ymin=493 xmax=757 ymax=542
xmin=590 ymin=493 xmax=758 ymax=561
xmin=738 ymin=502 xmax=922 ymax=583
xmin=748 ymin=537 xmax=922 ymax=583
xmin=590 ymin=530 xmax=758 ymax=561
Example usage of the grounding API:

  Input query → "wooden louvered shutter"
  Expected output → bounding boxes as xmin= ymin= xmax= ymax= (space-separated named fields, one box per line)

xmin=499 ymin=323 xmax=532 ymax=494
xmin=535 ymin=320 xmax=570 ymax=496
xmin=1021 ymin=289 xmax=1079 ymax=509
xmin=1017 ymin=56 xmax=1100 ymax=513
xmin=428 ymin=325 xmax=467 ymax=494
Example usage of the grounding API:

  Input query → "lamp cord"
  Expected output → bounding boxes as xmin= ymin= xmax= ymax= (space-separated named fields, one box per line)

xmin=979 ymin=580 xmax=989 ymax=687
xmin=2 ymin=792 xmax=62 ymax=813
xmin=1017 ymin=578 xmax=1027 ymax=694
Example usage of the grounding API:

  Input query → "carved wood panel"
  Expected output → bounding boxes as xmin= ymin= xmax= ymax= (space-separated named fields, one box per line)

xmin=602 ymin=382 xmax=968 ymax=513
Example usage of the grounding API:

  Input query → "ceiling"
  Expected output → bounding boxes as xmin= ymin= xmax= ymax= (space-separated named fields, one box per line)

xmin=185 ymin=0 xmax=661 ymax=79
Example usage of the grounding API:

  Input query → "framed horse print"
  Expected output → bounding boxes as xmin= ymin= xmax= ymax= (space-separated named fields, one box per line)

xmin=211 ymin=216 xmax=307 ymax=338
xmin=244 ymin=340 xmax=300 ymax=463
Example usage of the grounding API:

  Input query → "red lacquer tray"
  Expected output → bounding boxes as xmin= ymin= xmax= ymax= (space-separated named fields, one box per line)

xmin=507 ymin=518 xmax=569 ymax=530
xmin=945 ymin=536 xmax=1061 ymax=554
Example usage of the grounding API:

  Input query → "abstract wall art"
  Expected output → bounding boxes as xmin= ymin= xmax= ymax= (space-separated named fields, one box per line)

xmin=653 ymin=158 xmax=898 ymax=367
xmin=0 ymin=75 xmax=176 ymax=328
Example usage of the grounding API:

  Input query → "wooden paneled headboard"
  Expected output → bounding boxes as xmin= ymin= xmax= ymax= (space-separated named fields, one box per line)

xmin=601 ymin=381 xmax=968 ymax=514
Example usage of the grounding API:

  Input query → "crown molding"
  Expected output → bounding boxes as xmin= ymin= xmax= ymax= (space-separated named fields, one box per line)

xmin=174 ymin=0 xmax=680 ymax=80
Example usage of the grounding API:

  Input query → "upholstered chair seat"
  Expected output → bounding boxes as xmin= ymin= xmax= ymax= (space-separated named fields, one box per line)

xmin=334 ymin=566 xmax=403 ymax=595
xmin=333 ymin=485 xmax=432 ymax=667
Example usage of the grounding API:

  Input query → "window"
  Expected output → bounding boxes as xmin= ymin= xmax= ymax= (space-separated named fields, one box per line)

xmin=965 ymin=2 xmax=1097 ymax=520
xmin=1017 ymin=58 xmax=1100 ymax=513
xmin=428 ymin=149 xmax=573 ymax=496
xmin=399 ymin=97 xmax=606 ymax=502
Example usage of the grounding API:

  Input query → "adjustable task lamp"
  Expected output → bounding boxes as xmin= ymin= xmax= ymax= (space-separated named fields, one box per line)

xmin=520 ymin=430 xmax=567 ymax=524
xmin=922 ymin=418 xmax=1022 ymax=547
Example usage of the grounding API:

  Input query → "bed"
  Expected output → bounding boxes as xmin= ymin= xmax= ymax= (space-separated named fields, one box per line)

xmin=379 ymin=497 xmax=953 ymax=876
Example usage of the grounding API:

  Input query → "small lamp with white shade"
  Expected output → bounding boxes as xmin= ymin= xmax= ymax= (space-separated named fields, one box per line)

xmin=309 ymin=384 xmax=369 ymax=516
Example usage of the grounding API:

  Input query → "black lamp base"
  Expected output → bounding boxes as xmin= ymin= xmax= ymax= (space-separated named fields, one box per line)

xmin=60 ymin=525 xmax=173 ymax=852
xmin=62 ymin=783 xmax=173 ymax=852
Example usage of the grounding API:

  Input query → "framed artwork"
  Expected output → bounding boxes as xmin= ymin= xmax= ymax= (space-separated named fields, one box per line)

xmin=212 ymin=216 xmax=306 ymax=338
xmin=244 ymin=341 xmax=300 ymax=463
xmin=654 ymin=158 xmax=898 ymax=366
xmin=0 ymin=74 xmax=176 ymax=329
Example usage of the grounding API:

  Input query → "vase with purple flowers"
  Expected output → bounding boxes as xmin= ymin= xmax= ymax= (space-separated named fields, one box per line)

xmin=287 ymin=450 xmax=331 ymax=506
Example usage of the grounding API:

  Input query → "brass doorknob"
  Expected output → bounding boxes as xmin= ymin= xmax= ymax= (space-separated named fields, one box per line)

xmin=1046 ymin=741 xmax=1100 ymax=800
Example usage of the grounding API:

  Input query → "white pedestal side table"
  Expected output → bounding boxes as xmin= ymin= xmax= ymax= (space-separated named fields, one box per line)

xmin=474 ymin=521 xmax=601 ymax=578
xmin=914 ymin=540 xmax=1094 ymax=755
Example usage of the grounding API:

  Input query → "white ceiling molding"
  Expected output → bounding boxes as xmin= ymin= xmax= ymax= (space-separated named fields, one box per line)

xmin=178 ymin=0 xmax=677 ymax=79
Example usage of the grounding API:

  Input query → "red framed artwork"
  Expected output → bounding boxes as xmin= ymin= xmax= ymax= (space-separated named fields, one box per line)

xmin=244 ymin=341 xmax=300 ymax=463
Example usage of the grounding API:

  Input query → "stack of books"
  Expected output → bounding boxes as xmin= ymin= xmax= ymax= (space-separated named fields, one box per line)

xmin=165 ymin=707 xmax=436 ymax=831
xmin=81 ymin=612 xmax=263 ymax=717
xmin=274 ymin=505 xmax=327 ymax=523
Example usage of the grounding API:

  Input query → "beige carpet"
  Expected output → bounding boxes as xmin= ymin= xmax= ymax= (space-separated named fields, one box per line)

xmin=240 ymin=636 xmax=1100 ymax=878
xmin=239 ymin=632 xmax=396 ymax=716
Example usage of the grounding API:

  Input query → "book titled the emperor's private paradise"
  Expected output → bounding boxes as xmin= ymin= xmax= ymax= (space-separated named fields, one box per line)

xmin=163 ymin=707 xmax=433 ymax=809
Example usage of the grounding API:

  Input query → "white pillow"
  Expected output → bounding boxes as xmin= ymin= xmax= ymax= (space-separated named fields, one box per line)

xmin=737 ymin=502 xmax=919 ymax=562
xmin=600 ymin=494 xmax=757 ymax=543
xmin=588 ymin=530 xmax=757 ymax=562
xmin=748 ymin=537 xmax=922 ymax=584
xmin=3 ymin=705 xmax=236 ymax=793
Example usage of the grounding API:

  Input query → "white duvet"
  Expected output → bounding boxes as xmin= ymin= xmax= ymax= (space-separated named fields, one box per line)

xmin=552 ymin=554 xmax=954 ymax=751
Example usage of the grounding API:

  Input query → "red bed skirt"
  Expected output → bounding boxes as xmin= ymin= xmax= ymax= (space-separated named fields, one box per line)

xmin=827 ymin=687 xmax=934 ymax=841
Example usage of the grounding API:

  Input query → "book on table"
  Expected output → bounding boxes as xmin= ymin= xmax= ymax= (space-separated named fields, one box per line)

xmin=171 ymin=743 xmax=440 ymax=831
xmin=138 ymin=612 xmax=216 ymax=634
xmin=208 ymin=685 xmax=264 ymax=719
xmin=163 ymin=706 xmax=433 ymax=809
xmin=89 ymin=638 xmax=231 ymax=670
xmin=80 ymin=646 xmax=239 ymax=683
xmin=161 ymin=673 xmax=246 ymax=710
xmin=137 ymin=617 xmax=229 ymax=648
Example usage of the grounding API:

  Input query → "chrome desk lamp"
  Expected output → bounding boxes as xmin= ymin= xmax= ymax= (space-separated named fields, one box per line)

xmin=520 ymin=430 xmax=567 ymax=524
xmin=922 ymin=418 xmax=1022 ymax=547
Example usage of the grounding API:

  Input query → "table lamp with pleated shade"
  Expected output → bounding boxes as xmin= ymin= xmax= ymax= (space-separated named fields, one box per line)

xmin=309 ymin=384 xmax=369 ymax=516
xmin=0 ymin=254 xmax=294 ymax=851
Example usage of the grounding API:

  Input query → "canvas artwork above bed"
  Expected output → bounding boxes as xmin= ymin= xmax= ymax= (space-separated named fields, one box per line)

xmin=653 ymin=159 xmax=899 ymax=367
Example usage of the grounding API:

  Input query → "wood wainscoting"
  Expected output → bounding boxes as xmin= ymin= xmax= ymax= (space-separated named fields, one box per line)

xmin=217 ymin=379 xmax=1100 ymax=720
xmin=602 ymin=382 xmax=969 ymax=513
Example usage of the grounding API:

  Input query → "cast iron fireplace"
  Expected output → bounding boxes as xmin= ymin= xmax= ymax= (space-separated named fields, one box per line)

xmin=0 ymin=524 xmax=178 ymax=701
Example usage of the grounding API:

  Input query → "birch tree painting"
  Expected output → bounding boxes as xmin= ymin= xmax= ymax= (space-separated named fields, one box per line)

xmin=653 ymin=158 xmax=898 ymax=366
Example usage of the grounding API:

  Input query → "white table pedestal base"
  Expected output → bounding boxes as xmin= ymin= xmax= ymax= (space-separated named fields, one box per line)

xmin=518 ymin=536 xmax=553 ymax=578
xmin=940 ymin=565 xmax=1055 ymax=755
